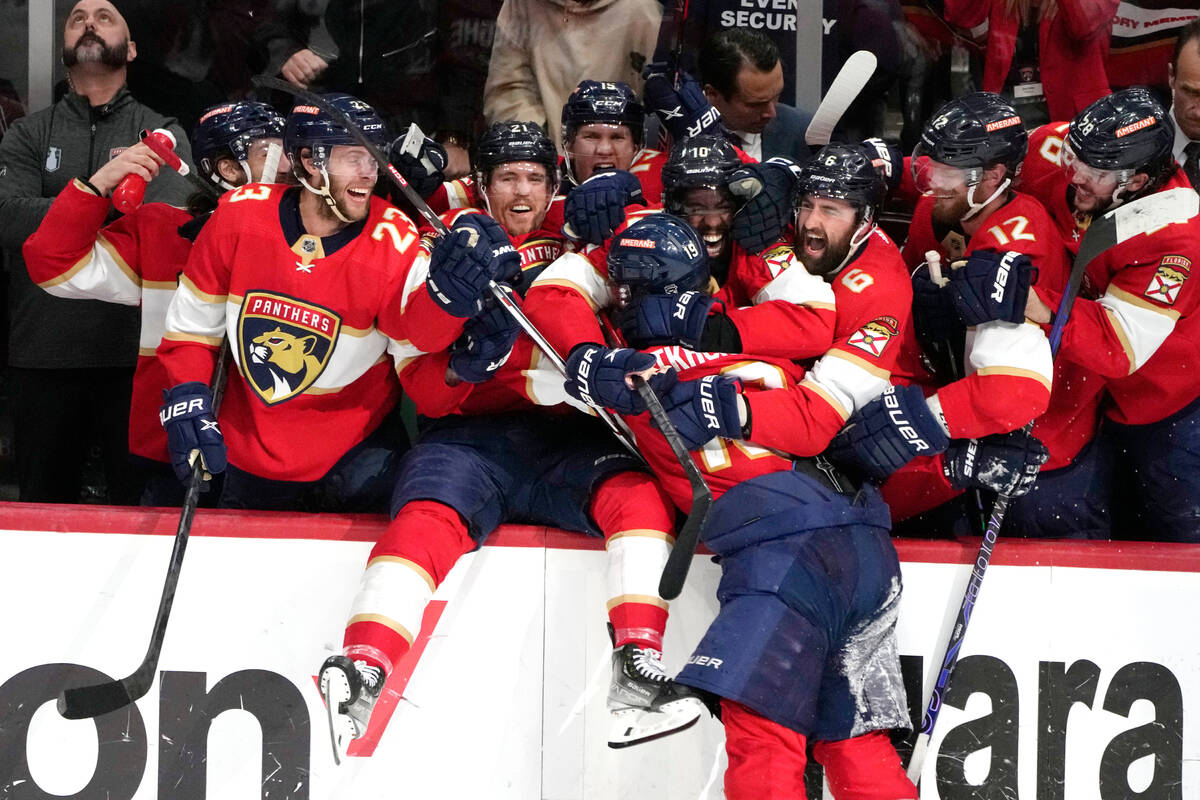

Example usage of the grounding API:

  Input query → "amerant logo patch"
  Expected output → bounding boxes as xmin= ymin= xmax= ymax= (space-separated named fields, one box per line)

xmin=238 ymin=291 xmax=341 ymax=405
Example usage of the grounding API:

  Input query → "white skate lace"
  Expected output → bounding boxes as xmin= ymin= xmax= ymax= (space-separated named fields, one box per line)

xmin=630 ymin=648 xmax=668 ymax=683
xmin=354 ymin=661 xmax=383 ymax=693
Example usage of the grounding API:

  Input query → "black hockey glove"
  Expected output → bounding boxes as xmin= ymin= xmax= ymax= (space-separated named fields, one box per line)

xmin=911 ymin=262 xmax=964 ymax=349
xmin=728 ymin=158 xmax=802 ymax=254
xmin=449 ymin=288 xmax=521 ymax=384
xmin=613 ymin=291 xmax=718 ymax=350
xmin=861 ymin=137 xmax=905 ymax=195
xmin=946 ymin=249 xmax=1037 ymax=326
xmin=826 ymin=384 xmax=950 ymax=483
xmin=159 ymin=381 xmax=226 ymax=487
xmin=943 ymin=431 xmax=1049 ymax=497
xmin=642 ymin=67 xmax=724 ymax=142
xmin=427 ymin=213 xmax=520 ymax=318
xmin=388 ymin=126 xmax=449 ymax=199
xmin=657 ymin=374 xmax=744 ymax=450
xmin=563 ymin=170 xmax=646 ymax=245
xmin=564 ymin=343 xmax=675 ymax=415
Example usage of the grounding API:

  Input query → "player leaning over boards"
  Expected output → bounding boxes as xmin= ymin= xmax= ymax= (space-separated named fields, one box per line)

xmin=22 ymin=101 xmax=290 ymax=505
xmin=155 ymin=94 xmax=516 ymax=510
xmin=558 ymin=156 xmax=921 ymax=799
xmin=318 ymin=121 xmax=697 ymax=758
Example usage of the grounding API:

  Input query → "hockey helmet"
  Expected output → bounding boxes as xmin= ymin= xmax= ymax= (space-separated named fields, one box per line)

xmin=193 ymin=101 xmax=285 ymax=182
xmin=796 ymin=143 xmax=886 ymax=222
xmin=607 ymin=213 xmax=709 ymax=299
xmin=474 ymin=121 xmax=559 ymax=184
xmin=913 ymin=92 xmax=1027 ymax=178
xmin=661 ymin=134 xmax=741 ymax=213
xmin=561 ymin=80 xmax=645 ymax=148
xmin=283 ymin=93 xmax=389 ymax=168
xmin=1065 ymin=88 xmax=1174 ymax=178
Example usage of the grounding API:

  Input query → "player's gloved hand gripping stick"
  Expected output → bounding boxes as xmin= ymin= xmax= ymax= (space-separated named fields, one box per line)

xmin=906 ymin=187 xmax=1200 ymax=784
xmin=252 ymin=75 xmax=642 ymax=459
xmin=58 ymin=343 xmax=231 ymax=719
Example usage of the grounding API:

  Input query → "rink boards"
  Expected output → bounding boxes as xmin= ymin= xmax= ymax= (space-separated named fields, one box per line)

xmin=0 ymin=502 xmax=1197 ymax=800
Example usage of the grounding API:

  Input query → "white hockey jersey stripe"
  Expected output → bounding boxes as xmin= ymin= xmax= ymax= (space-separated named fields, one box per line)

xmin=807 ymin=350 xmax=890 ymax=416
xmin=39 ymin=234 xmax=141 ymax=305
xmin=138 ymin=285 xmax=177 ymax=353
xmin=163 ymin=280 xmax=226 ymax=344
xmin=532 ymin=251 xmax=615 ymax=311
xmin=1101 ymin=285 xmax=1179 ymax=373
xmin=964 ymin=321 xmax=1053 ymax=387
xmin=752 ymin=261 xmax=837 ymax=308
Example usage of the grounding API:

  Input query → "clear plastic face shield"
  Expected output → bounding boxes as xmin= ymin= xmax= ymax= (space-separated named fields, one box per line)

xmin=1061 ymin=139 xmax=1131 ymax=210
xmin=911 ymin=141 xmax=1007 ymax=221
xmin=320 ymin=146 xmax=380 ymax=178
xmin=565 ymin=123 xmax=638 ymax=183
xmin=245 ymin=137 xmax=291 ymax=184
xmin=299 ymin=144 xmax=378 ymax=224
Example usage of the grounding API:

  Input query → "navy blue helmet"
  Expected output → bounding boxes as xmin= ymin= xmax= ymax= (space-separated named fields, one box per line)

xmin=916 ymin=92 xmax=1028 ymax=175
xmin=192 ymin=101 xmax=285 ymax=181
xmin=562 ymin=80 xmax=645 ymax=147
xmin=1066 ymin=88 xmax=1175 ymax=177
xmin=283 ymin=93 xmax=389 ymax=167
xmin=661 ymin=134 xmax=741 ymax=213
xmin=607 ymin=213 xmax=708 ymax=298
xmin=797 ymin=143 xmax=886 ymax=221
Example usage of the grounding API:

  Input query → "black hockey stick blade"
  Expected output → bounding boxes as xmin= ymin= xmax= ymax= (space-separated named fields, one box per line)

xmin=58 ymin=344 xmax=231 ymax=720
xmin=632 ymin=375 xmax=714 ymax=600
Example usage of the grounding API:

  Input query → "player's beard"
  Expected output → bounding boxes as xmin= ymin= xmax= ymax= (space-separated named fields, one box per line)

xmin=797 ymin=226 xmax=852 ymax=277
xmin=322 ymin=174 xmax=374 ymax=223
xmin=62 ymin=32 xmax=129 ymax=69
xmin=930 ymin=190 xmax=969 ymax=227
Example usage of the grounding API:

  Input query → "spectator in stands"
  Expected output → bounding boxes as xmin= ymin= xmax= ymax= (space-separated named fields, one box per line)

xmin=945 ymin=0 xmax=1119 ymax=126
xmin=1170 ymin=18 xmax=1200 ymax=187
xmin=434 ymin=0 xmax=505 ymax=178
xmin=482 ymin=0 xmax=660 ymax=153
xmin=0 ymin=0 xmax=192 ymax=504
xmin=1107 ymin=3 xmax=1196 ymax=98
xmin=697 ymin=29 xmax=812 ymax=162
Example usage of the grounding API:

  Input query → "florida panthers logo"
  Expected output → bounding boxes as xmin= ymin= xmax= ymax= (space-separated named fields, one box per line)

xmin=239 ymin=291 xmax=341 ymax=405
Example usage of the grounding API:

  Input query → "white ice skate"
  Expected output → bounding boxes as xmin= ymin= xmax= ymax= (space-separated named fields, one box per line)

xmin=319 ymin=654 xmax=384 ymax=764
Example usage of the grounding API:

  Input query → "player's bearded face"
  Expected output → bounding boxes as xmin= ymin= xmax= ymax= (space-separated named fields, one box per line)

xmin=794 ymin=195 xmax=856 ymax=276
xmin=317 ymin=146 xmax=378 ymax=222
xmin=916 ymin=159 xmax=971 ymax=225
xmin=1064 ymin=156 xmax=1119 ymax=216
xmin=680 ymin=187 xmax=734 ymax=262
xmin=485 ymin=162 xmax=552 ymax=237
xmin=568 ymin=124 xmax=637 ymax=181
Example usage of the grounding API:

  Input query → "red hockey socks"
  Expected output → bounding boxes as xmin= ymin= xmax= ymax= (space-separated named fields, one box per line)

xmin=721 ymin=699 xmax=810 ymax=800
xmin=812 ymin=730 xmax=919 ymax=799
xmin=590 ymin=471 xmax=675 ymax=649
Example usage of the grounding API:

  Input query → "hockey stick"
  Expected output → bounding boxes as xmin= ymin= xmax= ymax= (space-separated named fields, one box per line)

xmin=906 ymin=186 xmax=1200 ymax=782
xmin=631 ymin=375 xmax=714 ymax=600
xmin=250 ymin=75 xmax=642 ymax=459
xmin=804 ymin=50 xmax=878 ymax=147
xmin=58 ymin=342 xmax=232 ymax=719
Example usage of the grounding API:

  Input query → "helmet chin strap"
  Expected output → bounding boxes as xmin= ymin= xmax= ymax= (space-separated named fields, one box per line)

xmin=962 ymin=176 xmax=1011 ymax=221
xmin=835 ymin=214 xmax=877 ymax=273
xmin=300 ymin=166 xmax=354 ymax=224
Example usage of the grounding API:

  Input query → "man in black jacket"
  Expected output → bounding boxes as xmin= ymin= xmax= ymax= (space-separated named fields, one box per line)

xmin=0 ymin=0 xmax=192 ymax=503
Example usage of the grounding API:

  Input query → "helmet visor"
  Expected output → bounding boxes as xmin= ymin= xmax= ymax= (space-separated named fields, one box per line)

xmin=911 ymin=143 xmax=976 ymax=195
xmin=323 ymin=146 xmax=379 ymax=178
xmin=1061 ymin=140 xmax=1121 ymax=189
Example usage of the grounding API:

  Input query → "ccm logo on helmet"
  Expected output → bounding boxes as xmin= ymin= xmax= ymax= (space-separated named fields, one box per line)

xmin=883 ymin=390 xmax=932 ymax=452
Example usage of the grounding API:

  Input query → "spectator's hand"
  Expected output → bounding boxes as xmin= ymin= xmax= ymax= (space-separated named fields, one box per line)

xmin=427 ymin=213 xmax=520 ymax=318
xmin=389 ymin=126 xmax=449 ymax=199
xmin=448 ymin=287 xmax=521 ymax=384
xmin=728 ymin=158 xmax=802 ymax=254
xmin=613 ymin=291 xmax=716 ymax=349
xmin=656 ymin=375 xmax=744 ymax=450
xmin=642 ymin=69 xmax=724 ymax=142
xmin=89 ymin=140 xmax=163 ymax=196
xmin=825 ymin=384 xmax=949 ymax=482
xmin=441 ymin=141 xmax=471 ymax=180
xmin=562 ymin=170 xmax=644 ymax=245
xmin=282 ymin=48 xmax=330 ymax=88
xmin=943 ymin=431 xmax=1049 ymax=496
xmin=563 ymin=343 xmax=675 ymax=415
xmin=947 ymin=250 xmax=1037 ymax=326
xmin=159 ymin=381 xmax=226 ymax=488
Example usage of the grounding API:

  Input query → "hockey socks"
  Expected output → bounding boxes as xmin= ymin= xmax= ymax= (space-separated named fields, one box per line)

xmin=813 ymin=731 xmax=919 ymax=800
xmin=721 ymin=700 xmax=809 ymax=800
xmin=591 ymin=472 xmax=674 ymax=650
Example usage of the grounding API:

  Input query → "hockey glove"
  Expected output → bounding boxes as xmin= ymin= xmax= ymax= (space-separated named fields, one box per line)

xmin=826 ymin=384 xmax=950 ymax=483
xmin=642 ymin=68 xmax=724 ymax=142
xmin=912 ymin=263 xmax=964 ymax=348
xmin=388 ymin=127 xmax=449 ymax=199
xmin=657 ymin=374 xmax=744 ymax=451
xmin=563 ymin=343 xmax=675 ymax=416
xmin=449 ymin=288 xmax=521 ymax=384
xmin=613 ymin=291 xmax=718 ymax=349
xmin=946 ymin=250 xmax=1037 ymax=326
xmin=563 ymin=170 xmax=646 ymax=245
xmin=427 ymin=213 xmax=521 ymax=318
xmin=728 ymin=158 xmax=802 ymax=254
xmin=159 ymin=381 xmax=226 ymax=487
xmin=943 ymin=431 xmax=1049 ymax=497
xmin=861 ymin=137 xmax=905 ymax=194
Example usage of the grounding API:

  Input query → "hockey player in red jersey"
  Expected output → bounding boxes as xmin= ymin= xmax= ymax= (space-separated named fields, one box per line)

xmin=155 ymin=94 xmax=519 ymax=511
xmin=560 ymin=202 xmax=920 ymax=799
xmin=317 ymin=122 xmax=698 ymax=758
xmin=21 ymin=101 xmax=289 ymax=504
xmin=1015 ymin=89 xmax=1200 ymax=540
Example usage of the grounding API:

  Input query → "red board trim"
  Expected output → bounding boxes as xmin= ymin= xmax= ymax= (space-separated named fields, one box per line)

xmin=1 ymin=501 xmax=1198 ymax=572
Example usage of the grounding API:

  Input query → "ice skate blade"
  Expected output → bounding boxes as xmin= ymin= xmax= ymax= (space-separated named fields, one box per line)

xmin=320 ymin=666 xmax=354 ymax=765
xmin=607 ymin=697 xmax=704 ymax=748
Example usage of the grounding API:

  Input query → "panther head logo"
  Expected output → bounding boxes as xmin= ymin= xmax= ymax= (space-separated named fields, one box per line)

xmin=249 ymin=327 xmax=324 ymax=402
xmin=239 ymin=292 xmax=340 ymax=405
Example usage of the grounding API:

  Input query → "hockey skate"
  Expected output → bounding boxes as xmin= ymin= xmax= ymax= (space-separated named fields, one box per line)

xmin=319 ymin=655 xmax=384 ymax=764
xmin=607 ymin=644 xmax=704 ymax=748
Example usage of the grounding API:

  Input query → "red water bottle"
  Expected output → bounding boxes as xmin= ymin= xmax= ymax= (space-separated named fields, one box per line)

xmin=112 ymin=128 xmax=189 ymax=213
